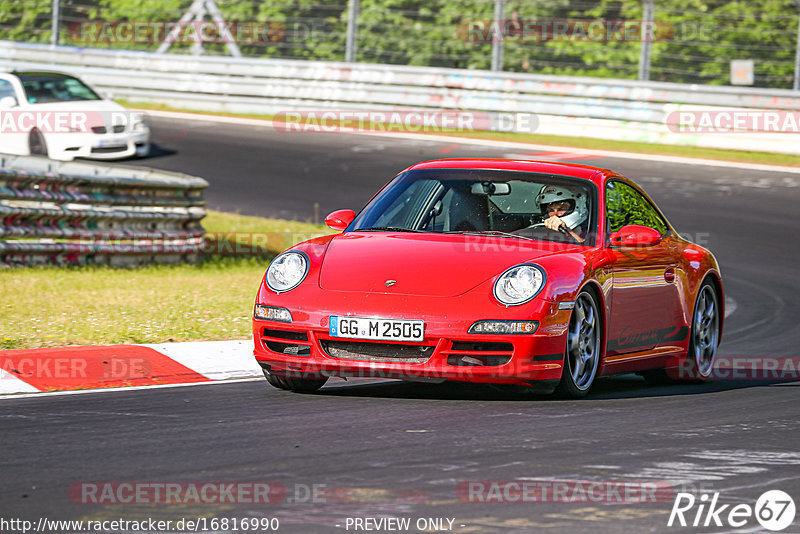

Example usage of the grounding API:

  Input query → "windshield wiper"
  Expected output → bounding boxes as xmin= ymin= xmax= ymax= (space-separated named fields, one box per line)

xmin=357 ymin=226 xmax=428 ymax=233
xmin=444 ymin=230 xmax=537 ymax=241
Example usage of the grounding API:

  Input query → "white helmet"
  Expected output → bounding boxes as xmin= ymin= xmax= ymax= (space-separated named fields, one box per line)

xmin=535 ymin=184 xmax=588 ymax=229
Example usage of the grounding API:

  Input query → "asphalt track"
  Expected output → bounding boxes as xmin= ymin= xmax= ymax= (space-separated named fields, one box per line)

xmin=1 ymin=116 xmax=799 ymax=533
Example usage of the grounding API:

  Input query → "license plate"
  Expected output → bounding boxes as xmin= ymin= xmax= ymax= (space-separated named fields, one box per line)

xmin=98 ymin=139 xmax=125 ymax=148
xmin=329 ymin=316 xmax=424 ymax=342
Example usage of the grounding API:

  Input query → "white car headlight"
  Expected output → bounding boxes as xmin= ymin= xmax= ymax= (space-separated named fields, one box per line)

xmin=131 ymin=113 xmax=150 ymax=133
xmin=266 ymin=251 xmax=309 ymax=293
xmin=493 ymin=264 xmax=546 ymax=306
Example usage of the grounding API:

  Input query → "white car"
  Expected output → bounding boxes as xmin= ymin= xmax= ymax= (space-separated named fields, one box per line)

xmin=0 ymin=71 xmax=150 ymax=161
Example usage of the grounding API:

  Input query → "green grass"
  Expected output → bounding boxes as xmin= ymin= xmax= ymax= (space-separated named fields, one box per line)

xmin=0 ymin=211 xmax=334 ymax=350
xmin=124 ymin=100 xmax=800 ymax=168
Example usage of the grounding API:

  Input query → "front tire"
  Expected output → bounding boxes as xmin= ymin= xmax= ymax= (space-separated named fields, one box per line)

xmin=684 ymin=280 xmax=720 ymax=380
xmin=556 ymin=290 xmax=601 ymax=398
xmin=263 ymin=369 xmax=328 ymax=393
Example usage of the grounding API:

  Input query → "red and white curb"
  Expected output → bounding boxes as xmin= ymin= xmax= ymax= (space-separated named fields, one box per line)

xmin=0 ymin=340 xmax=261 ymax=396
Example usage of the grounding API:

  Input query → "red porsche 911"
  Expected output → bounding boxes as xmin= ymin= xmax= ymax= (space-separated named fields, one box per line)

xmin=252 ymin=159 xmax=723 ymax=398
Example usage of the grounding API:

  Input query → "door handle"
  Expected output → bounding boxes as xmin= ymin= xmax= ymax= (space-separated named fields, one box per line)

xmin=664 ymin=267 xmax=675 ymax=283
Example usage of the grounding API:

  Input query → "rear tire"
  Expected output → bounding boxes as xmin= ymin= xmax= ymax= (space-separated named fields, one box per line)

xmin=555 ymin=289 xmax=601 ymax=398
xmin=29 ymin=128 xmax=48 ymax=157
xmin=262 ymin=369 xmax=328 ymax=393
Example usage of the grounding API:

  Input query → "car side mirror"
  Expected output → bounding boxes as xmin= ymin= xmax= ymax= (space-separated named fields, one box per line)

xmin=609 ymin=224 xmax=662 ymax=247
xmin=325 ymin=209 xmax=356 ymax=231
xmin=0 ymin=96 xmax=17 ymax=108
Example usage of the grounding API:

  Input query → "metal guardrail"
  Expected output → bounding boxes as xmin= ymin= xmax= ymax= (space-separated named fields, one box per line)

xmin=0 ymin=154 xmax=208 ymax=266
xmin=2 ymin=40 xmax=800 ymax=155
xmin=4 ymin=41 xmax=800 ymax=117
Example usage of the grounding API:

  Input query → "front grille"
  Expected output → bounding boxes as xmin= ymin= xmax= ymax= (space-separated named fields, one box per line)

xmin=320 ymin=340 xmax=434 ymax=363
xmin=91 ymin=145 xmax=127 ymax=154
xmin=92 ymin=125 xmax=126 ymax=133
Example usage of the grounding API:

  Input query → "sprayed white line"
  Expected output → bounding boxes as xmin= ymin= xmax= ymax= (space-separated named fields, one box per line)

xmin=725 ymin=297 xmax=737 ymax=318
xmin=714 ymin=526 xmax=773 ymax=534
xmin=140 ymin=109 xmax=800 ymax=174
xmin=504 ymin=152 xmax=601 ymax=161
xmin=0 ymin=377 xmax=263 ymax=401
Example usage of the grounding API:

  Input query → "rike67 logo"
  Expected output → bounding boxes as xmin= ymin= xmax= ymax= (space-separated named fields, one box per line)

xmin=668 ymin=490 xmax=796 ymax=531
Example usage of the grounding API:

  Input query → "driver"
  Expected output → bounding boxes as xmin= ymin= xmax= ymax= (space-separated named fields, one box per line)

xmin=535 ymin=185 xmax=589 ymax=243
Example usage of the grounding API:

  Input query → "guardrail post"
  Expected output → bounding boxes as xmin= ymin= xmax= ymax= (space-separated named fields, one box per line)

xmin=794 ymin=0 xmax=800 ymax=91
xmin=638 ymin=0 xmax=654 ymax=81
xmin=491 ymin=0 xmax=506 ymax=71
xmin=345 ymin=0 xmax=360 ymax=62
xmin=51 ymin=0 xmax=60 ymax=47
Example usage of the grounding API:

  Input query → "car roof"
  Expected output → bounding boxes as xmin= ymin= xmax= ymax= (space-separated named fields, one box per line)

xmin=11 ymin=71 xmax=80 ymax=81
xmin=404 ymin=158 xmax=615 ymax=184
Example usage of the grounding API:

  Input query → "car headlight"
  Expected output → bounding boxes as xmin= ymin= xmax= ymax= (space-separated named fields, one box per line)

xmin=266 ymin=251 xmax=309 ymax=293
xmin=493 ymin=264 xmax=546 ymax=306
xmin=129 ymin=112 xmax=150 ymax=133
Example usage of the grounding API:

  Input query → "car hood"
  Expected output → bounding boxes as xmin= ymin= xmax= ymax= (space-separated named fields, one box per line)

xmin=318 ymin=232 xmax=580 ymax=297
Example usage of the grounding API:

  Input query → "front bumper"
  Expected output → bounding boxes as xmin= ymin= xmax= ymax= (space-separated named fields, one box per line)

xmin=252 ymin=294 xmax=570 ymax=387
xmin=47 ymin=130 xmax=150 ymax=161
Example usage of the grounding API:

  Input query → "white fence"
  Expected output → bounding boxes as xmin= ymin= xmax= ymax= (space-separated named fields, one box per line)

xmin=2 ymin=41 xmax=800 ymax=155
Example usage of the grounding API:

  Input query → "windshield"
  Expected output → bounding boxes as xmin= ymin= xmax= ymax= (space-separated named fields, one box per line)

xmin=20 ymin=75 xmax=101 ymax=104
xmin=350 ymin=168 xmax=597 ymax=245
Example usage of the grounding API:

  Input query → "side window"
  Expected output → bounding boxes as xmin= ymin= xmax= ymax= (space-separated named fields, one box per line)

xmin=0 ymin=79 xmax=16 ymax=101
xmin=606 ymin=181 xmax=669 ymax=235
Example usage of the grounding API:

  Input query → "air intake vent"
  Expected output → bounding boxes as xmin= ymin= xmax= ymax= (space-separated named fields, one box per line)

xmin=447 ymin=354 xmax=511 ymax=367
xmin=450 ymin=341 xmax=513 ymax=352
xmin=446 ymin=341 xmax=513 ymax=366
xmin=321 ymin=340 xmax=433 ymax=363
xmin=261 ymin=328 xmax=310 ymax=356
